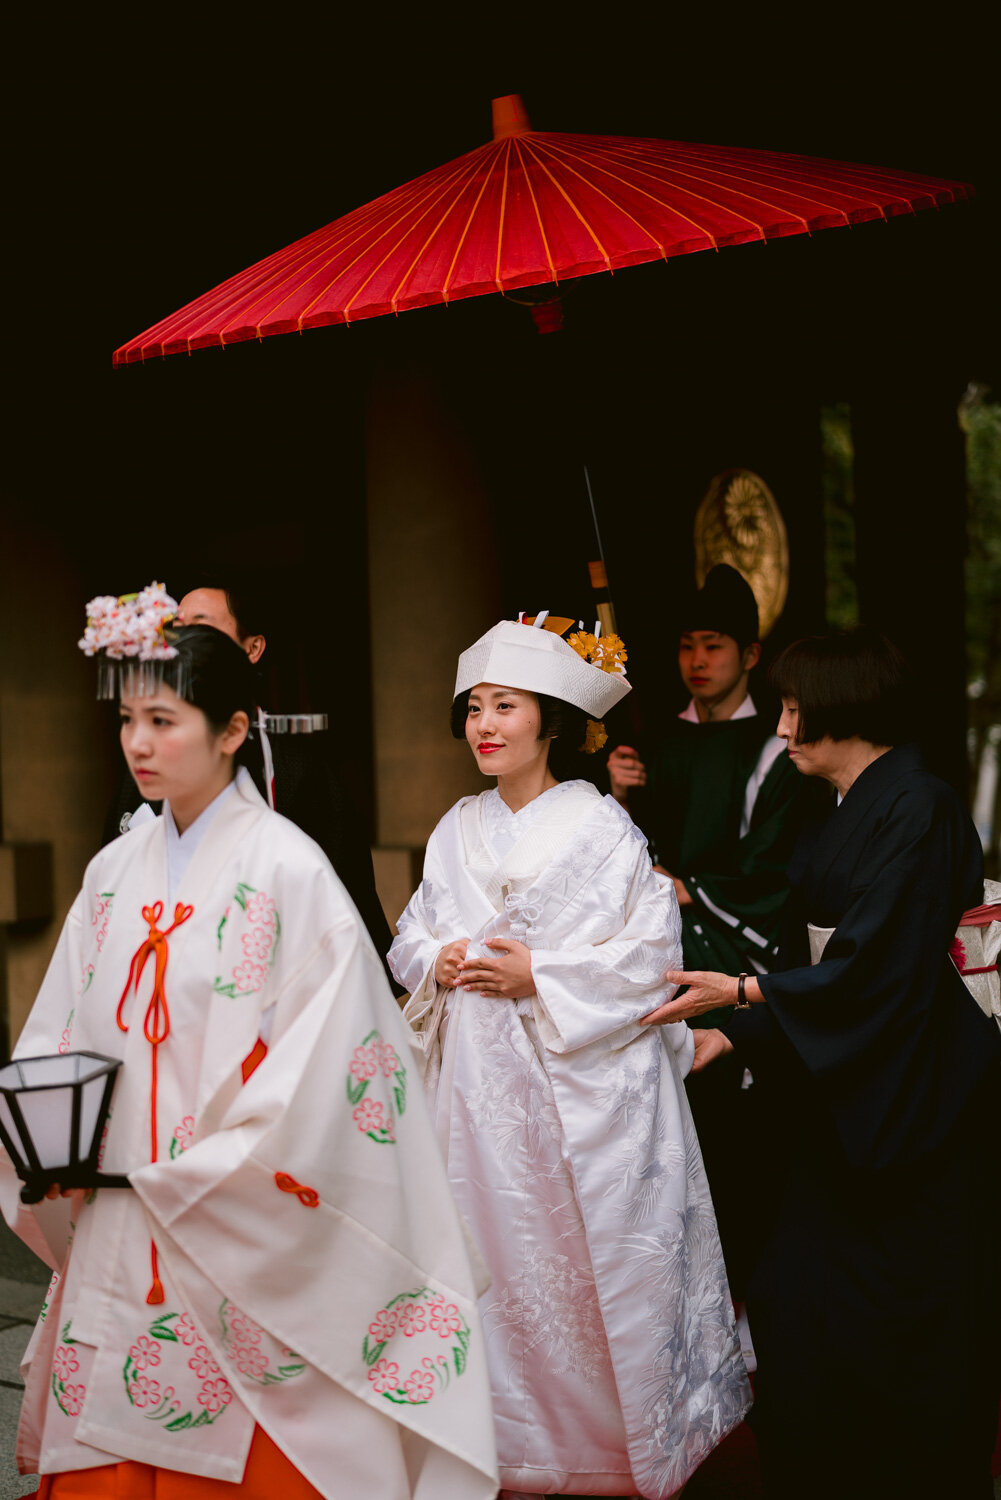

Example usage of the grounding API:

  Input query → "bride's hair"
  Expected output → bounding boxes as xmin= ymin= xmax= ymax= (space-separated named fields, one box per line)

xmin=450 ymin=689 xmax=589 ymax=778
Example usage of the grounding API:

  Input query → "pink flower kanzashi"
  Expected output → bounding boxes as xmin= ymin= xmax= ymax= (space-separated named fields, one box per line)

xmin=378 ymin=1041 xmax=401 ymax=1078
xmin=233 ymin=1345 xmax=268 ymax=1378
xmin=241 ymin=928 xmax=274 ymax=962
xmin=61 ymin=1383 xmax=87 ymax=1417
xmin=175 ymin=1314 xmax=199 ymax=1347
xmin=129 ymin=1335 xmax=161 ymax=1371
xmin=52 ymin=1346 xmax=79 ymax=1382
xmin=353 ymin=1099 xmax=386 ymax=1133
xmin=232 ymin=960 xmax=267 ymax=995
xmin=397 ymin=1302 xmax=427 ymax=1338
xmin=198 ymin=1378 xmax=233 ymax=1415
xmin=429 ymin=1301 xmax=463 ymax=1338
xmin=188 ymin=1346 xmax=221 ymax=1380
xmin=128 ymin=1375 xmax=161 ymax=1410
xmin=244 ymin=893 xmax=276 ymax=927
xmin=173 ymin=1116 xmax=194 ymax=1151
xmin=349 ymin=1045 xmax=379 ymax=1082
xmin=367 ymin=1309 xmax=399 ymax=1343
xmin=367 ymin=1358 xmax=400 ymax=1395
xmin=403 ymin=1368 xmax=435 ymax=1403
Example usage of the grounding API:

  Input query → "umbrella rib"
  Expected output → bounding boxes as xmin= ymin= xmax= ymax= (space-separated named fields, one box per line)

xmin=533 ymin=139 xmax=718 ymax=249
xmin=393 ymin=143 xmax=506 ymax=306
xmin=319 ymin=157 xmax=494 ymax=321
xmin=563 ymin=143 xmax=812 ymax=233
xmin=575 ymin=137 xmax=919 ymax=216
xmin=518 ymin=139 xmax=617 ymax=266
xmin=513 ymin=139 xmax=560 ymax=284
xmin=495 ymin=141 xmax=512 ymax=289
xmin=237 ymin=158 xmax=481 ymax=328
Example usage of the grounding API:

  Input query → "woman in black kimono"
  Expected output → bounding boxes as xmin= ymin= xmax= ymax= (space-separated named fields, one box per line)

xmin=643 ymin=627 xmax=1000 ymax=1500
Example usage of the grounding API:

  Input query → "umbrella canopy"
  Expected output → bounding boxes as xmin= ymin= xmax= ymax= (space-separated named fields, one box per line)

xmin=113 ymin=95 xmax=973 ymax=366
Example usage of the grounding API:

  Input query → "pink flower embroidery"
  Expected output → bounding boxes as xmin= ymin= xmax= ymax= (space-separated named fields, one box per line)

xmin=52 ymin=1346 xmax=79 ymax=1382
xmin=92 ymin=894 xmax=113 ymax=951
xmin=233 ymin=1345 xmax=268 ymax=1378
xmin=244 ymin=893 xmax=276 ymax=927
xmin=378 ymin=1041 xmax=401 ymax=1078
xmin=428 ymin=1301 xmax=463 ymax=1338
xmin=60 ymin=1383 xmax=87 ymax=1417
xmin=241 ymin=929 xmax=274 ymax=962
xmin=397 ymin=1302 xmax=427 ymax=1338
xmin=403 ymin=1368 xmax=435 ymax=1403
xmin=58 ymin=1025 xmax=73 ymax=1055
xmin=353 ymin=1099 xmax=386 ymax=1134
xmin=198 ymin=1377 xmax=233 ymax=1414
xmin=349 ymin=1045 xmax=379 ymax=1081
xmin=367 ymin=1309 xmax=399 ymax=1342
xmin=188 ymin=1346 xmax=221 ymax=1380
xmin=173 ymin=1116 xmax=194 ymax=1152
xmin=175 ymin=1314 xmax=199 ymax=1347
xmin=366 ymin=1358 xmax=400 ymax=1395
xmin=129 ymin=1335 xmax=161 ymax=1371
xmin=228 ymin=1310 xmax=263 ymax=1345
xmin=232 ymin=960 xmax=267 ymax=995
xmin=128 ymin=1375 xmax=161 ymax=1409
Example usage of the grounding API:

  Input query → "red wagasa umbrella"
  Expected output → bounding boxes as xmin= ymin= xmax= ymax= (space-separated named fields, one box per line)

xmin=112 ymin=95 xmax=972 ymax=366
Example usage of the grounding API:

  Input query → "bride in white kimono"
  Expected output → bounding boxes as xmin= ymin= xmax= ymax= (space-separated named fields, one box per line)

xmin=0 ymin=596 xmax=497 ymax=1500
xmin=390 ymin=617 xmax=750 ymax=1500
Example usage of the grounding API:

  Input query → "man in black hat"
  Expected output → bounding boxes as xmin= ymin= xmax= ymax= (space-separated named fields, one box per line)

xmin=609 ymin=565 xmax=815 ymax=1295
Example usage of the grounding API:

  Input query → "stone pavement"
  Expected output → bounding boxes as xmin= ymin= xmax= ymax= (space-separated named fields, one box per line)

xmin=0 ymin=1218 xmax=47 ymax=1499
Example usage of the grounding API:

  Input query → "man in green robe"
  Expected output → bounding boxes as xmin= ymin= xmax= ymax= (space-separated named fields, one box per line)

xmin=609 ymin=566 xmax=817 ymax=1294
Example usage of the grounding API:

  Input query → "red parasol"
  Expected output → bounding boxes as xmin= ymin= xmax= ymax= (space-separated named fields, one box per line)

xmin=113 ymin=95 xmax=972 ymax=366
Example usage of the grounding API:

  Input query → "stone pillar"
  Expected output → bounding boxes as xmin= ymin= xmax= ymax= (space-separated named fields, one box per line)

xmin=365 ymin=358 xmax=502 ymax=897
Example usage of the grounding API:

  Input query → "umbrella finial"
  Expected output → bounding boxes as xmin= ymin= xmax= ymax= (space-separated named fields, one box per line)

xmin=492 ymin=95 xmax=532 ymax=139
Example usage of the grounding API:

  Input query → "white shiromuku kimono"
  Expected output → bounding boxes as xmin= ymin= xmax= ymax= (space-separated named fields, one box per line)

xmin=0 ymin=771 xmax=498 ymax=1499
xmin=389 ymin=780 xmax=751 ymax=1498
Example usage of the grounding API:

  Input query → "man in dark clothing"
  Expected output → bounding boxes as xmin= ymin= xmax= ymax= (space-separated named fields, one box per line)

xmin=608 ymin=565 xmax=817 ymax=1293
xmin=102 ymin=582 xmax=397 ymax=983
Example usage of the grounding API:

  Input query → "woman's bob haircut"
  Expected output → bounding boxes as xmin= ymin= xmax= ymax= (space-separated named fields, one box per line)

xmin=451 ymin=688 xmax=589 ymax=779
xmin=770 ymin=626 xmax=914 ymax=747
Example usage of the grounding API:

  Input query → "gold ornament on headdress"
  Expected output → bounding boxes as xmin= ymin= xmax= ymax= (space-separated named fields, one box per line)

xmin=564 ymin=625 xmax=628 ymax=754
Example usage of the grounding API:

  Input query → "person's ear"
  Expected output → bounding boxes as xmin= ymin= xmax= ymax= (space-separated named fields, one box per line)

xmin=742 ymin=642 xmax=761 ymax=672
xmin=221 ymin=710 xmax=250 ymax=756
xmin=243 ymin=635 xmax=266 ymax=665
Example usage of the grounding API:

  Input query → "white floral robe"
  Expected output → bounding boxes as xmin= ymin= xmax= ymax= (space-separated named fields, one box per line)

xmin=0 ymin=775 xmax=497 ymax=1500
xmin=390 ymin=782 xmax=751 ymax=1498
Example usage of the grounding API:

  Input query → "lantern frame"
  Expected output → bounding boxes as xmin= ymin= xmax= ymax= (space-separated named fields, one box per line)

xmin=0 ymin=1051 xmax=131 ymax=1203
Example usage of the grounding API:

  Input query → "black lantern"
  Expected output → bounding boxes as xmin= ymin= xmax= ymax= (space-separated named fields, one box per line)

xmin=0 ymin=1052 xmax=131 ymax=1203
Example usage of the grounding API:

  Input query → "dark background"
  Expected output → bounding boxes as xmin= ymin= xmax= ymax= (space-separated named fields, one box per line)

xmin=9 ymin=10 xmax=998 ymax=802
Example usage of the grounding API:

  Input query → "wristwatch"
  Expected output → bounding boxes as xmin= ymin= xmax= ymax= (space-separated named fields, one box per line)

xmin=734 ymin=973 xmax=752 ymax=1009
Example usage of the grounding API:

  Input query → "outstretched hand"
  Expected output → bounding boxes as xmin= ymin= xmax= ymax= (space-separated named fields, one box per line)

xmin=458 ymin=938 xmax=534 ymax=1000
xmin=641 ymin=969 xmax=740 ymax=1025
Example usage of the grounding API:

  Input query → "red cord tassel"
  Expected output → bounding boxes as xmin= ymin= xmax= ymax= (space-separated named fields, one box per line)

xmin=118 ymin=901 xmax=194 ymax=1307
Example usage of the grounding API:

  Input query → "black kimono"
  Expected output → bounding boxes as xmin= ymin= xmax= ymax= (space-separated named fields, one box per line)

xmin=723 ymin=742 xmax=1000 ymax=1499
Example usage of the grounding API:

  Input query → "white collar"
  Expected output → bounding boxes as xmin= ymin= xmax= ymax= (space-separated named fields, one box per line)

xmin=164 ymin=767 xmax=250 ymax=901
xmin=678 ymin=693 xmax=757 ymax=724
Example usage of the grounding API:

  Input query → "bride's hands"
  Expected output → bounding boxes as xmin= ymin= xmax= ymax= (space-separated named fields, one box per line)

xmin=434 ymin=940 xmax=469 ymax=987
xmin=458 ymin=939 xmax=534 ymax=999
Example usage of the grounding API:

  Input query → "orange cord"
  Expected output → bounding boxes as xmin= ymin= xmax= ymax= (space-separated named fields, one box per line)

xmin=118 ymin=902 xmax=194 ymax=1303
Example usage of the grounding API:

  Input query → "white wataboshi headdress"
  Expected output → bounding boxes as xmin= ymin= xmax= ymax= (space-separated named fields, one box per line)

xmin=454 ymin=613 xmax=632 ymax=720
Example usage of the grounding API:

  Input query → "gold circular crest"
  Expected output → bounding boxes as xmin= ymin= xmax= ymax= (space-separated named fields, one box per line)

xmin=694 ymin=469 xmax=789 ymax=638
